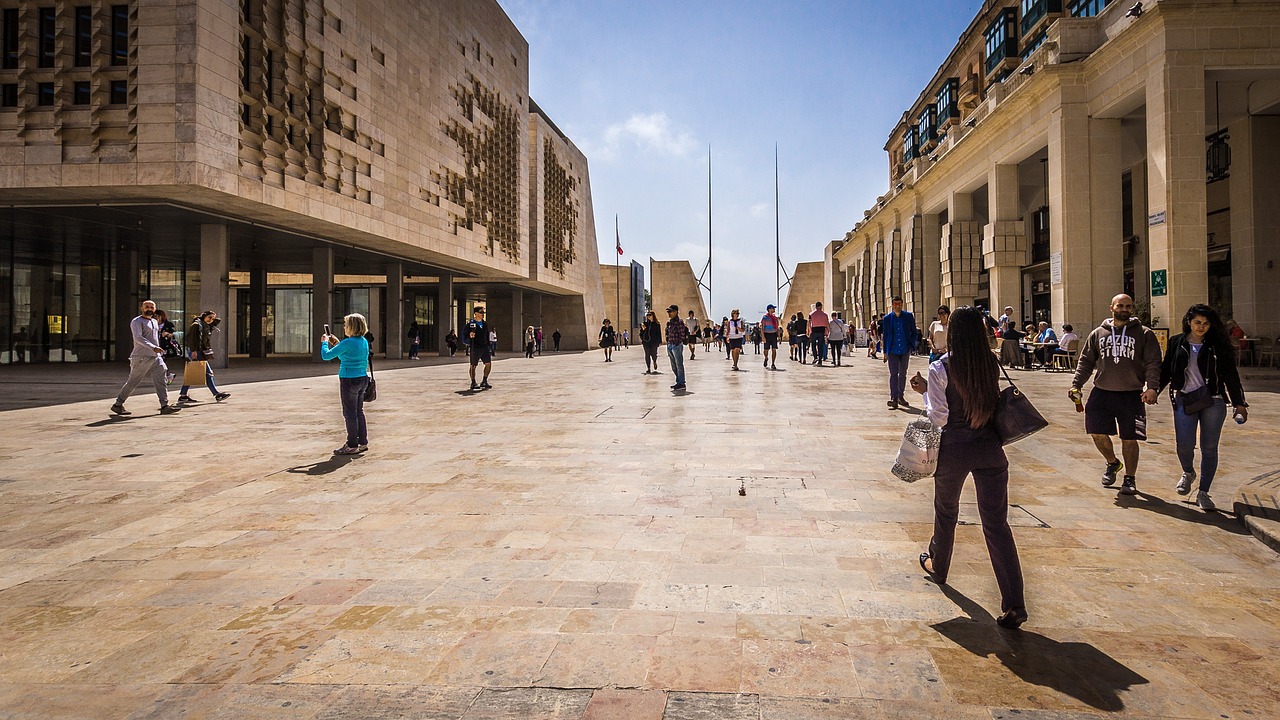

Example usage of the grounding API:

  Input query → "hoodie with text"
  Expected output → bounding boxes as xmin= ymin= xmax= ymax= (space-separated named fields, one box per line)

xmin=1071 ymin=317 xmax=1163 ymax=392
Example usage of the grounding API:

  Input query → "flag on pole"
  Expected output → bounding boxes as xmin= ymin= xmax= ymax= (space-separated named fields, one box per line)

xmin=615 ymin=216 xmax=623 ymax=256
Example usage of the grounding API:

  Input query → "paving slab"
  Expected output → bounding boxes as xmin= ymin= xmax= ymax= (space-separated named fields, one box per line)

xmin=1 ymin=347 xmax=1278 ymax=718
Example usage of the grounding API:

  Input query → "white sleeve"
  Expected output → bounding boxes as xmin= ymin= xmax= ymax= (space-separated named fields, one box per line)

xmin=924 ymin=358 xmax=949 ymax=429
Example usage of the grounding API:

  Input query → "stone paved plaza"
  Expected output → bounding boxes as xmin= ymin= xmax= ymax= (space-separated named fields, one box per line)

xmin=1 ymin=347 xmax=1278 ymax=719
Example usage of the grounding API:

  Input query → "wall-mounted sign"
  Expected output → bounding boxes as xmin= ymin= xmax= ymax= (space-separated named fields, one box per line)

xmin=1050 ymin=252 xmax=1062 ymax=284
xmin=1151 ymin=269 xmax=1167 ymax=297
xmin=1148 ymin=210 xmax=1166 ymax=227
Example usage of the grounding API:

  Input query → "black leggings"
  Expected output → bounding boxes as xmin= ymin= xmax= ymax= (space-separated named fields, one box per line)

xmin=643 ymin=343 xmax=660 ymax=369
xmin=829 ymin=340 xmax=843 ymax=364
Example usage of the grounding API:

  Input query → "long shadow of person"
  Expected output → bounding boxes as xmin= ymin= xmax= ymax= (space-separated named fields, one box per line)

xmin=1115 ymin=491 xmax=1248 ymax=534
xmin=930 ymin=583 xmax=1148 ymax=712
xmin=286 ymin=455 xmax=358 ymax=476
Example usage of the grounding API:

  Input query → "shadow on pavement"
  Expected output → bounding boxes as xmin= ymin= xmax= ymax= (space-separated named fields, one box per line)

xmin=286 ymin=455 xmax=359 ymax=476
xmin=931 ymin=583 xmax=1148 ymax=713
xmin=85 ymin=417 xmax=133 ymax=427
xmin=1115 ymin=491 xmax=1248 ymax=534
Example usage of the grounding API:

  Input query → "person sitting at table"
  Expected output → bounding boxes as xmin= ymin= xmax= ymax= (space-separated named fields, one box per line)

xmin=1033 ymin=322 xmax=1058 ymax=365
xmin=1052 ymin=324 xmax=1079 ymax=365
xmin=1226 ymin=318 xmax=1249 ymax=361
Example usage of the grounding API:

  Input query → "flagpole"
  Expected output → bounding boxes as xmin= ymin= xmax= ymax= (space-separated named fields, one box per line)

xmin=775 ymin=145 xmax=780 ymax=310
xmin=615 ymin=215 xmax=621 ymax=332
xmin=707 ymin=145 xmax=712 ymax=317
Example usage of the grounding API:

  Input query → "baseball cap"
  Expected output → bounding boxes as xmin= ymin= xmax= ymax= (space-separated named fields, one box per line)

xmin=666 ymin=304 xmax=679 ymax=312
xmin=766 ymin=304 xmax=776 ymax=310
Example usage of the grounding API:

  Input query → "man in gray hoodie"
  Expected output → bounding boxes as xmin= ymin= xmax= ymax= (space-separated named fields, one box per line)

xmin=1068 ymin=294 xmax=1163 ymax=495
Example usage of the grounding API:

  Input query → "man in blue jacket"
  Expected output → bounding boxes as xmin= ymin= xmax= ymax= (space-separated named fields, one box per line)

xmin=882 ymin=295 xmax=919 ymax=409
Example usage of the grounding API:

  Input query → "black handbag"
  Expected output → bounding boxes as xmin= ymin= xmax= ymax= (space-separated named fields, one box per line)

xmin=1177 ymin=386 xmax=1212 ymax=414
xmin=364 ymin=357 xmax=377 ymax=402
xmin=994 ymin=364 xmax=1049 ymax=445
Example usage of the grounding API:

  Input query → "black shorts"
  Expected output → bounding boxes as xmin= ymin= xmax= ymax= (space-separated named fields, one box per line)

xmin=1084 ymin=388 xmax=1145 ymax=440
xmin=764 ymin=332 xmax=778 ymax=349
xmin=470 ymin=346 xmax=492 ymax=366
xmin=728 ymin=338 xmax=744 ymax=350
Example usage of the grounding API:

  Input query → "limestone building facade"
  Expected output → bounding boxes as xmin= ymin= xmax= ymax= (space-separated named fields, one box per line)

xmin=0 ymin=0 xmax=604 ymax=364
xmin=649 ymin=260 xmax=708 ymax=327
xmin=830 ymin=0 xmax=1280 ymax=343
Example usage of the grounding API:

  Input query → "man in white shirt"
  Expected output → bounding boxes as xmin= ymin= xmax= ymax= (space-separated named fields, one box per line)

xmin=111 ymin=300 xmax=181 ymax=416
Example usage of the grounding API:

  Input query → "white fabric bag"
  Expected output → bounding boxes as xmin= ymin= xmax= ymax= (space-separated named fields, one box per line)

xmin=892 ymin=418 xmax=942 ymax=482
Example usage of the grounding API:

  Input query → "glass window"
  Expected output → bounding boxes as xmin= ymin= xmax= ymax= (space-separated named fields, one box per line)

xmin=984 ymin=9 xmax=1017 ymax=75
xmin=37 ymin=82 xmax=54 ymax=106
xmin=917 ymin=106 xmax=937 ymax=143
xmin=1023 ymin=30 xmax=1047 ymax=58
xmin=73 ymin=80 xmax=90 ymax=105
xmin=902 ymin=127 xmax=919 ymax=162
xmin=2 ymin=9 xmax=18 ymax=69
xmin=935 ymin=78 xmax=959 ymax=121
xmin=38 ymin=7 xmax=55 ymax=68
xmin=1 ymin=83 xmax=17 ymax=107
xmin=111 ymin=5 xmax=128 ymax=65
xmin=109 ymin=79 xmax=127 ymax=104
xmin=1067 ymin=0 xmax=1110 ymax=17
xmin=75 ymin=7 xmax=92 ymax=67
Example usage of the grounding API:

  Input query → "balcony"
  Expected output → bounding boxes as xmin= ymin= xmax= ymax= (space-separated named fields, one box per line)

xmin=1021 ymin=0 xmax=1063 ymax=38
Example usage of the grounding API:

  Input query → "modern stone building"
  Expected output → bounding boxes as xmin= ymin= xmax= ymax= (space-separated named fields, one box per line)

xmin=780 ymin=261 xmax=825 ymax=324
xmin=0 ymin=0 xmax=604 ymax=365
xmin=649 ymin=260 xmax=708 ymax=325
xmin=831 ymin=0 xmax=1280 ymax=341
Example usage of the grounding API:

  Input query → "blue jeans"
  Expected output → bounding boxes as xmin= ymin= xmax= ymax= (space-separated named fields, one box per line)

xmin=887 ymin=353 xmax=910 ymax=401
xmin=667 ymin=344 xmax=686 ymax=386
xmin=339 ymin=376 xmax=369 ymax=447
xmin=1173 ymin=396 xmax=1227 ymax=491
xmin=180 ymin=362 xmax=220 ymax=397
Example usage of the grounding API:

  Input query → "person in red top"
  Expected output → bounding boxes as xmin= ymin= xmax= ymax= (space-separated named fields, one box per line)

xmin=809 ymin=302 xmax=831 ymax=366
xmin=760 ymin=304 xmax=781 ymax=370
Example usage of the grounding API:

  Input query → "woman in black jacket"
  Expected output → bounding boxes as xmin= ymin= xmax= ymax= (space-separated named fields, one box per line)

xmin=178 ymin=311 xmax=230 ymax=403
xmin=1157 ymin=304 xmax=1248 ymax=511
xmin=639 ymin=310 xmax=662 ymax=374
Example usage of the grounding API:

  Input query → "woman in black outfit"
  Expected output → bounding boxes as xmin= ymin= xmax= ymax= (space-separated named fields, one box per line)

xmin=1157 ymin=304 xmax=1248 ymax=511
xmin=910 ymin=305 xmax=1026 ymax=629
xmin=639 ymin=310 xmax=663 ymax=374
xmin=598 ymin=319 xmax=616 ymax=362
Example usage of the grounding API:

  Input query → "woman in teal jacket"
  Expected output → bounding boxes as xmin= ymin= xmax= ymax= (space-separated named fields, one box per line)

xmin=321 ymin=313 xmax=371 ymax=455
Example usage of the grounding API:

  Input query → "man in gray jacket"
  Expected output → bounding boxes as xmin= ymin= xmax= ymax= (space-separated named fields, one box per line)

xmin=1068 ymin=294 xmax=1162 ymax=495
xmin=111 ymin=300 xmax=181 ymax=416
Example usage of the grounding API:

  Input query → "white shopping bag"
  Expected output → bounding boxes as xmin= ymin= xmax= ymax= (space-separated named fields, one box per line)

xmin=892 ymin=418 xmax=942 ymax=482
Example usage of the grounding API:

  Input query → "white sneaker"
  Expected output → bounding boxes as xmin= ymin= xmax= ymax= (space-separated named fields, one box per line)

xmin=1196 ymin=491 xmax=1216 ymax=511
xmin=1176 ymin=472 xmax=1195 ymax=496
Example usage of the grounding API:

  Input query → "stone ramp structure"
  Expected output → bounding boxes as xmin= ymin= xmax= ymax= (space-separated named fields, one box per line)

xmin=649 ymin=260 xmax=708 ymax=322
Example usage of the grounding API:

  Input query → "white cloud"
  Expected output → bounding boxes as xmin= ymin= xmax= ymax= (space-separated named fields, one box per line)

xmin=595 ymin=112 xmax=698 ymax=161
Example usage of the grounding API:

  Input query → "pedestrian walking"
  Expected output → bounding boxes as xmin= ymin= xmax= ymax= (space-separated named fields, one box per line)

xmin=524 ymin=325 xmax=536 ymax=358
xmin=726 ymin=309 xmax=746 ymax=370
xmin=488 ymin=329 xmax=497 ymax=356
xmin=599 ymin=319 xmax=616 ymax=362
xmin=320 ymin=313 xmax=371 ymax=455
xmin=911 ymin=305 xmax=1027 ymax=630
xmin=407 ymin=321 xmax=421 ymax=360
xmin=665 ymin=305 xmax=688 ymax=390
xmin=552 ymin=329 xmax=561 ymax=352
xmin=622 ymin=329 xmax=630 ymax=349
xmin=466 ymin=307 xmax=494 ymax=390
xmin=760 ymin=305 xmax=781 ymax=370
xmin=446 ymin=329 xmax=458 ymax=357
xmin=640 ymin=310 xmax=663 ymax=374
xmin=809 ymin=302 xmax=830 ymax=366
xmin=793 ymin=312 xmax=809 ymax=363
xmin=1157 ymin=304 xmax=1248 ymax=511
xmin=927 ymin=306 xmax=950 ymax=362
xmin=882 ymin=296 xmax=919 ymax=409
xmin=751 ymin=324 xmax=762 ymax=354
xmin=868 ymin=313 xmax=881 ymax=359
xmin=110 ymin=300 xmax=181 ymax=416
xmin=828 ymin=311 xmax=848 ymax=366
xmin=178 ymin=311 xmax=230 ymax=404
xmin=535 ymin=327 xmax=544 ymax=355
xmin=1068 ymin=293 xmax=1163 ymax=495
xmin=685 ymin=311 xmax=700 ymax=360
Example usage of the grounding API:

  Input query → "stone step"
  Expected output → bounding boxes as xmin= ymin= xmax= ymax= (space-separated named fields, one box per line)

xmin=1233 ymin=469 xmax=1280 ymax=553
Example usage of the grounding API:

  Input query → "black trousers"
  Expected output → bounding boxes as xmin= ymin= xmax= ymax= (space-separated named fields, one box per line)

xmin=929 ymin=439 xmax=1025 ymax=613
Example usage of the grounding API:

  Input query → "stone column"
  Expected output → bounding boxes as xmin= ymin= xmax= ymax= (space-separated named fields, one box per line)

xmin=200 ymin=224 xmax=230 ymax=368
xmin=248 ymin=266 xmax=267 ymax=358
xmin=510 ymin=289 xmax=523 ymax=354
xmin=983 ymin=163 xmax=1027 ymax=319
xmin=884 ymin=227 xmax=902 ymax=304
xmin=1229 ymin=115 xmax=1280 ymax=338
xmin=920 ymin=214 xmax=942 ymax=315
xmin=1146 ymin=60 xmax=1207 ymax=327
xmin=385 ymin=263 xmax=403 ymax=359
xmin=941 ymin=191 xmax=980 ymax=308
xmin=436 ymin=271 xmax=453 ymax=355
xmin=872 ymin=236 xmax=885 ymax=316
xmin=312 ymin=247 xmax=334 ymax=361
xmin=1090 ymin=118 xmax=1125 ymax=313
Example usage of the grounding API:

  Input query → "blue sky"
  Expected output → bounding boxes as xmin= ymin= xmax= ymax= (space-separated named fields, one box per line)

xmin=504 ymin=0 xmax=984 ymax=319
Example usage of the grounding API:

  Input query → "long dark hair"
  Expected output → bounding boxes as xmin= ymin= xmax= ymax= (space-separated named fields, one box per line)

xmin=1181 ymin=304 xmax=1236 ymax=363
xmin=946 ymin=306 xmax=1001 ymax=429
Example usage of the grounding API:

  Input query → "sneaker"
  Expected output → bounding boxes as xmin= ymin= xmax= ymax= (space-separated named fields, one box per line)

xmin=764 ymin=359 xmax=768 ymax=367
xmin=480 ymin=380 xmax=492 ymax=389
xmin=771 ymin=364 xmax=777 ymax=370
xmin=1196 ymin=491 xmax=1216 ymax=511
xmin=898 ymin=397 xmax=910 ymax=407
xmin=333 ymin=445 xmax=360 ymax=455
xmin=357 ymin=444 xmax=369 ymax=453
xmin=470 ymin=382 xmax=479 ymax=391
xmin=214 ymin=392 xmax=231 ymax=402
xmin=888 ymin=399 xmax=898 ymax=409
xmin=159 ymin=405 xmax=181 ymax=415
xmin=1175 ymin=471 xmax=1195 ymax=496
xmin=672 ymin=384 xmax=686 ymax=390
xmin=177 ymin=395 xmax=195 ymax=403
xmin=1119 ymin=476 xmax=1138 ymax=495
xmin=110 ymin=403 xmax=130 ymax=416
xmin=1101 ymin=460 xmax=1122 ymax=487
